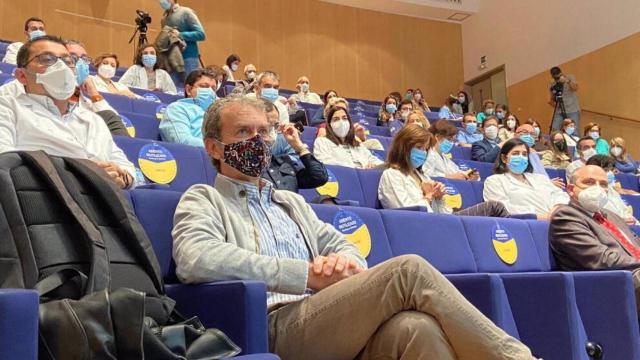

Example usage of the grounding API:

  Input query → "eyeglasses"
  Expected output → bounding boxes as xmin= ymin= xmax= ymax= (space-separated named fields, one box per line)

xmin=26 ymin=53 xmax=76 ymax=68
xmin=70 ymin=54 xmax=92 ymax=65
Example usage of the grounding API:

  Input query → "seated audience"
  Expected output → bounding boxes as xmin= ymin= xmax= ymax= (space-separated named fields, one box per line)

xmin=378 ymin=95 xmax=399 ymax=126
xmin=476 ymin=99 xmax=496 ymax=125
xmin=91 ymin=54 xmax=140 ymax=99
xmin=311 ymin=90 xmax=339 ymax=124
xmin=541 ymin=131 xmax=571 ymax=169
xmin=119 ymin=44 xmax=177 ymax=94
xmin=238 ymin=63 xmax=257 ymax=91
xmin=2 ymin=17 xmax=46 ymax=65
xmin=160 ymin=69 xmax=217 ymax=146
xmin=526 ymin=118 xmax=548 ymax=152
xmin=262 ymin=100 xmax=328 ymax=192
xmin=584 ymin=122 xmax=609 ymax=155
xmin=405 ymin=110 xmax=430 ymax=129
xmin=173 ymin=96 xmax=536 ymax=360
xmin=495 ymin=104 xmax=508 ymax=123
xmin=437 ymin=97 xmax=459 ymax=120
xmin=561 ymin=118 xmax=580 ymax=147
xmin=292 ymin=76 xmax=322 ymax=105
xmin=586 ymin=155 xmax=638 ymax=224
xmin=0 ymin=35 xmax=134 ymax=189
xmin=379 ymin=125 xmax=509 ymax=217
xmin=484 ymin=139 xmax=569 ymax=219
xmin=457 ymin=113 xmax=483 ymax=147
xmin=248 ymin=71 xmax=289 ymax=124
xmin=222 ymin=53 xmax=241 ymax=82
xmin=549 ymin=165 xmax=640 ymax=310
xmin=423 ymin=120 xmax=480 ymax=180
xmin=471 ymin=116 xmax=504 ymax=163
xmin=314 ymin=106 xmax=383 ymax=169
xmin=610 ymin=137 xmax=638 ymax=174
xmin=454 ymin=90 xmax=473 ymax=114
xmin=412 ymin=88 xmax=430 ymax=112
xmin=498 ymin=113 xmax=519 ymax=142
xmin=565 ymin=136 xmax=597 ymax=182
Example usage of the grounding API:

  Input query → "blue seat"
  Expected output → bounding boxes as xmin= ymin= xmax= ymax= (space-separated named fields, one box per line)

xmin=0 ymin=42 xmax=9 ymax=53
xmin=364 ymin=125 xmax=391 ymax=137
xmin=450 ymin=145 xmax=472 ymax=160
xmin=130 ymin=189 xmax=271 ymax=355
xmin=129 ymin=87 xmax=183 ymax=104
xmin=616 ymin=173 xmax=640 ymax=192
xmin=301 ymin=126 xmax=317 ymax=152
xmin=453 ymin=159 xmax=494 ymax=180
xmin=0 ymin=289 xmax=38 ymax=360
xmin=367 ymin=135 xmax=392 ymax=151
xmin=200 ymin=147 xmax=218 ymax=185
xmin=299 ymin=165 xmax=366 ymax=206
xmin=297 ymin=102 xmax=321 ymax=116
xmin=432 ymin=177 xmax=481 ymax=210
xmin=380 ymin=210 xmax=478 ymax=273
xmin=0 ymin=62 xmax=16 ymax=75
xmin=101 ymin=92 xmax=133 ymax=113
xmin=114 ymin=136 xmax=209 ymax=192
xmin=545 ymin=167 xmax=566 ymax=181
xmin=310 ymin=204 xmax=393 ymax=267
xmin=132 ymin=97 xmax=165 ymax=116
xmin=356 ymin=168 xmax=383 ymax=209
xmin=120 ymin=111 xmax=160 ymax=140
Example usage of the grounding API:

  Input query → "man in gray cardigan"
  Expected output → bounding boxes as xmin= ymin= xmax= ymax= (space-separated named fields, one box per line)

xmin=171 ymin=97 xmax=535 ymax=360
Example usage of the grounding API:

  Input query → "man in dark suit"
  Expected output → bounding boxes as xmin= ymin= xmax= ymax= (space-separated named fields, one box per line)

xmin=549 ymin=165 xmax=640 ymax=308
xmin=471 ymin=116 xmax=504 ymax=163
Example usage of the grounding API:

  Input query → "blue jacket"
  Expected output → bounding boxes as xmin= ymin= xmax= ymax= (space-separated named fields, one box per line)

xmin=159 ymin=98 xmax=205 ymax=147
xmin=615 ymin=155 xmax=638 ymax=174
xmin=471 ymin=138 xmax=501 ymax=163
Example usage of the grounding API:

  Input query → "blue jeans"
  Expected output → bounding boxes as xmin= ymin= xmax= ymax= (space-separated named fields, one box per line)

xmin=171 ymin=56 xmax=201 ymax=89
xmin=552 ymin=110 xmax=580 ymax=131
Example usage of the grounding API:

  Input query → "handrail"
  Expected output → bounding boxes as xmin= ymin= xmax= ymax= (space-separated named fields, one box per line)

xmin=581 ymin=109 xmax=640 ymax=124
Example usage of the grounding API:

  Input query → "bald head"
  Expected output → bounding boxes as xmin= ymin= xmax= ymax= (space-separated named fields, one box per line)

xmin=568 ymin=165 xmax=609 ymax=202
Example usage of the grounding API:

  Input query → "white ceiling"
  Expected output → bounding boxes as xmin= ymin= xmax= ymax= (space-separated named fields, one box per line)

xmin=319 ymin=0 xmax=479 ymax=23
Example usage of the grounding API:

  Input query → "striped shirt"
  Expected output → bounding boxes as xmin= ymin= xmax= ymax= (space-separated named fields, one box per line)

xmin=243 ymin=181 xmax=312 ymax=306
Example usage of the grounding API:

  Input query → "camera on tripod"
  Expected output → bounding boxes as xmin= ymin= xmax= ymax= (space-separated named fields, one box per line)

xmin=135 ymin=10 xmax=152 ymax=34
xmin=550 ymin=80 xmax=564 ymax=98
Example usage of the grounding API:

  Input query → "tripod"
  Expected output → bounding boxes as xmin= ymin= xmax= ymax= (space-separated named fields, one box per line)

xmin=128 ymin=27 xmax=148 ymax=62
xmin=549 ymin=94 xmax=567 ymax=133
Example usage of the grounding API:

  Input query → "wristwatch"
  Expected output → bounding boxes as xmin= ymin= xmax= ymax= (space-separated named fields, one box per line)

xmin=90 ymin=94 xmax=104 ymax=103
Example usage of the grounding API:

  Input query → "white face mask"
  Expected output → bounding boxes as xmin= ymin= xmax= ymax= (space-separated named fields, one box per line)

xmin=484 ymin=125 xmax=498 ymax=140
xmin=300 ymin=83 xmax=309 ymax=93
xmin=98 ymin=64 xmax=116 ymax=79
xmin=576 ymin=185 xmax=608 ymax=213
xmin=31 ymin=59 xmax=77 ymax=101
xmin=611 ymin=146 xmax=623 ymax=157
xmin=506 ymin=119 xmax=516 ymax=129
xmin=401 ymin=110 xmax=410 ymax=120
xmin=247 ymin=71 xmax=256 ymax=80
xmin=582 ymin=148 xmax=597 ymax=161
xmin=331 ymin=120 xmax=351 ymax=139
xmin=485 ymin=108 xmax=495 ymax=115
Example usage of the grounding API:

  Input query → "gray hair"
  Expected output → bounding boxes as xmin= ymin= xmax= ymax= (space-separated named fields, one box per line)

xmin=202 ymin=97 xmax=268 ymax=169
xmin=255 ymin=70 xmax=279 ymax=86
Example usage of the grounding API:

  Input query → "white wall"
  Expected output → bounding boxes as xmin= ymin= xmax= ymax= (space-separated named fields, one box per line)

xmin=462 ymin=0 xmax=640 ymax=86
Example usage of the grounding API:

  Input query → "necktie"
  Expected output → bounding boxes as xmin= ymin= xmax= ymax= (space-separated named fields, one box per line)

xmin=593 ymin=212 xmax=640 ymax=260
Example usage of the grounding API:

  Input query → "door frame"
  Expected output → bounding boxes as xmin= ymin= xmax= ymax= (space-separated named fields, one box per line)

xmin=465 ymin=65 xmax=508 ymax=107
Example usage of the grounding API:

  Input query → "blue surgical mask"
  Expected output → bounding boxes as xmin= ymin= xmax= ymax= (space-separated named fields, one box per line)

xmin=386 ymin=104 xmax=397 ymax=114
xmin=565 ymin=126 xmax=575 ymax=135
xmin=508 ymin=155 xmax=529 ymax=174
xmin=195 ymin=87 xmax=216 ymax=111
xmin=496 ymin=112 xmax=505 ymax=120
xmin=589 ymin=131 xmax=600 ymax=140
xmin=29 ymin=30 xmax=46 ymax=40
xmin=439 ymin=139 xmax=453 ymax=154
xmin=142 ymin=54 xmax=157 ymax=68
xmin=607 ymin=171 xmax=616 ymax=185
xmin=465 ymin=123 xmax=477 ymax=133
xmin=520 ymin=134 xmax=535 ymax=147
xmin=75 ymin=58 xmax=90 ymax=86
xmin=160 ymin=0 xmax=172 ymax=10
xmin=261 ymin=88 xmax=279 ymax=103
xmin=534 ymin=127 xmax=541 ymax=137
xmin=410 ymin=148 xmax=428 ymax=168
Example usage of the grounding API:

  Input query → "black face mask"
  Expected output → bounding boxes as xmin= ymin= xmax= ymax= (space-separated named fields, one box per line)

xmin=554 ymin=141 xmax=566 ymax=151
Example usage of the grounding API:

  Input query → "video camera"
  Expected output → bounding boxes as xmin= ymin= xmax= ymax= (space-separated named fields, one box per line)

xmin=135 ymin=10 xmax=152 ymax=33
xmin=550 ymin=76 xmax=563 ymax=98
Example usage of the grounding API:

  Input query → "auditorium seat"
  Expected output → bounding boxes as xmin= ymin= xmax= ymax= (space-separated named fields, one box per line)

xmin=616 ymin=172 xmax=640 ymax=192
xmin=0 ymin=289 xmax=38 ymax=360
xmin=120 ymin=111 xmax=160 ymax=140
xmin=0 ymin=62 xmax=15 ymax=75
xmin=299 ymin=165 xmax=366 ymax=206
xmin=114 ymin=136 xmax=210 ymax=192
xmin=0 ymin=73 xmax=13 ymax=86
xmin=356 ymin=168 xmax=383 ymax=209
xmin=450 ymin=145 xmax=472 ymax=160
xmin=132 ymin=97 xmax=166 ymax=115
xmin=301 ymin=126 xmax=317 ymax=152
xmin=101 ymin=92 xmax=133 ymax=113
xmin=453 ymin=159 xmax=494 ymax=180
xmin=432 ymin=177 xmax=482 ymax=210
xmin=364 ymin=125 xmax=392 ymax=137
xmin=545 ymin=167 xmax=566 ymax=181
xmin=367 ymin=135 xmax=392 ymax=151
xmin=129 ymin=87 xmax=183 ymax=104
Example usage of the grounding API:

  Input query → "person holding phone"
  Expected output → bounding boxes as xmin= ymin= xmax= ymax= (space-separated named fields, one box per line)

xmin=423 ymin=120 xmax=481 ymax=181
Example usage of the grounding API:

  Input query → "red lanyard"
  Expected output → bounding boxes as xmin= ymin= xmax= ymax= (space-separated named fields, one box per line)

xmin=593 ymin=212 xmax=640 ymax=260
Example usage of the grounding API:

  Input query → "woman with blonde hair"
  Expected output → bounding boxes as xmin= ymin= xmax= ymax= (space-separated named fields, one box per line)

xmin=610 ymin=137 xmax=638 ymax=174
xmin=404 ymin=110 xmax=430 ymax=129
xmin=412 ymin=88 xmax=430 ymax=112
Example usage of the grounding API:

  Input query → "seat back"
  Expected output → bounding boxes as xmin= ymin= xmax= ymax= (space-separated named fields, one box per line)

xmin=450 ymin=146 xmax=472 ymax=160
xmin=526 ymin=220 xmax=555 ymax=271
xmin=356 ymin=168 xmax=383 ymax=209
xmin=380 ymin=211 xmax=478 ymax=273
xmin=114 ymin=136 xmax=209 ymax=192
xmin=101 ymin=92 xmax=133 ymax=113
xmin=364 ymin=125 xmax=391 ymax=137
xmin=132 ymin=97 xmax=166 ymax=116
xmin=310 ymin=204 xmax=393 ymax=267
xmin=616 ymin=173 xmax=640 ymax=192
xmin=432 ymin=177 xmax=481 ymax=210
xmin=301 ymin=126 xmax=317 ymax=152
xmin=453 ymin=159 xmax=494 ymax=180
xmin=461 ymin=217 xmax=543 ymax=273
xmin=367 ymin=135 xmax=392 ymax=151
xmin=299 ymin=165 xmax=366 ymax=206
xmin=469 ymin=180 xmax=485 ymax=203
xmin=120 ymin=111 xmax=160 ymax=140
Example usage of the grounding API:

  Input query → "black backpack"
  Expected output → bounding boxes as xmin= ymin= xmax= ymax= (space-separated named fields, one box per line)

xmin=0 ymin=151 xmax=239 ymax=359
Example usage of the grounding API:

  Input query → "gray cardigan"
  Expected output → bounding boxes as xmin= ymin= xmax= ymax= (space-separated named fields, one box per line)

xmin=172 ymin=175 xmax=368 ymax=295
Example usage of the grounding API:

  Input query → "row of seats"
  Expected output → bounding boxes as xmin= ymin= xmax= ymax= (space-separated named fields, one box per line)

xmin=127 ymin=188 xmax=640 ymax=360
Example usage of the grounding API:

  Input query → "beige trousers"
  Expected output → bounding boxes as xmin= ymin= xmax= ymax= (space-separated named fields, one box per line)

xmin=268 ymin=255 xmax=535 ymax=360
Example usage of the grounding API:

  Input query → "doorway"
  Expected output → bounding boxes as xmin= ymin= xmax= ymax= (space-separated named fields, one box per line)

xmin=465 ymin=65 xmax=507 ymax=113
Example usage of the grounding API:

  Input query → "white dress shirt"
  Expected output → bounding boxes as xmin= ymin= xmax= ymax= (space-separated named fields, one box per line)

xmin=293 ymin=91 xmax=322 ymax=105
xmin=483 ymin=172 xmax=569 ymax=215
xmin=422 ymin=149 xmax=461 ymax=177
xmin=605 ymin=187 xmax=636 ymax=222
xmin=0 ymin=79 xmax=116 ymax=113
xmin=313 ymin=137 xmax=383 ymax=169
xmin=1 ymin=42 xmax=22 ymax=65
xmin=118 ymin=65 xmax=177 ymax=94
xmin=91 ymin=75 xmax=132 ymax=94
xmin=0 ymin=94 xmax=135 ymax=178
xmin=378 ymin=168 xmax=451 ymax=213
xmin=565 ymin=159 xmax=585 ymax=182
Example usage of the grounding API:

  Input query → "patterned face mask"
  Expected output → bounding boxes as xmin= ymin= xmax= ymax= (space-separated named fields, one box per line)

xmin=218 ymin=134 xmax=272 ymax=178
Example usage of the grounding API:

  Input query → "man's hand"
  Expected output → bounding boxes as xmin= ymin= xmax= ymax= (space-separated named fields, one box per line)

xmin=307 ymin=254 xmax=363 ymax=291
xmin=94 ymin=161 xmax=131 ymax=189
xmin=280 ymin=124 xmax=305 ymax=153
xmin=80 ymin=77 xmax=100 ymax=98
xmin=551 ymin=177 xmax=566 ymax=189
